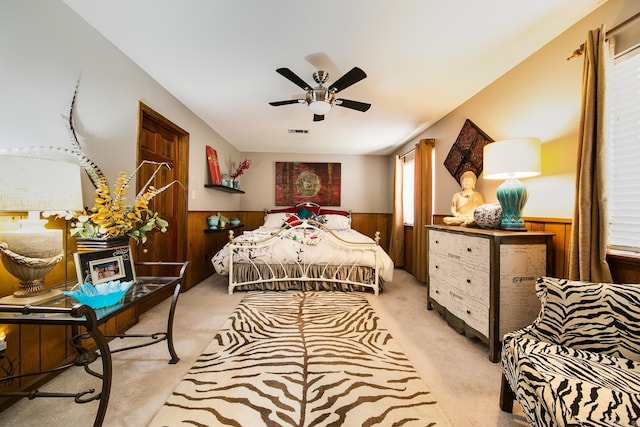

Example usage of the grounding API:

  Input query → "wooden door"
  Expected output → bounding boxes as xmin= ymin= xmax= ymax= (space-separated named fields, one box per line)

xmin=136 ymin=103 xmax=188 ymax=274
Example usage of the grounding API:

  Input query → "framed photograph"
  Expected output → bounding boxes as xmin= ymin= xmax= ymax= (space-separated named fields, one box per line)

xmin=74 ymin=246 xmax=136 ymax=284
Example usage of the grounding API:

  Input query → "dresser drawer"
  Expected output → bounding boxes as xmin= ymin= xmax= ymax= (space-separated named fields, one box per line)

xmin=458 ymin=266 xmax=490 ymax=303
xmin=428 ymin=277 xmax=450 ymax=308
xmin=461 ymin=298 xmax=489 ymax=337
xmin=429 ymin=230 xmax=489 ymax=271
xmin=455 ymin=233 xmax=489 ymax=271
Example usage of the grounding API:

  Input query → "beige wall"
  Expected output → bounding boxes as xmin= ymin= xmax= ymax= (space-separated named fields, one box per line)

xmin=237 ymin=152 xmax=391 ymax=213
xmin=0 ymin=0 xmax=389 ymax=215
xmin=394 ymin=0 xmax=640 ymax=220
xmin=3 ymin=0 xmax=639 ymax=219
xmin=0 ymin=0 xmax=242 ymax=212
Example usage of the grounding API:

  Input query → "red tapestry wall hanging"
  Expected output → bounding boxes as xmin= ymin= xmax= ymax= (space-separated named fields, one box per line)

xmin=443 ymin=119 xmax=493 ymax=183
xmin=275 ymin=162 xmax=341 ymax=206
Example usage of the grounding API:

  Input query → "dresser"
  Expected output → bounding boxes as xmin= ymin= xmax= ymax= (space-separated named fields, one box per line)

xmin=426 ymin=225 xmax=554 ymax=362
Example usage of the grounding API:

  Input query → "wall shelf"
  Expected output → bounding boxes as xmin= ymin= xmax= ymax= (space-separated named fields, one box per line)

xmin=204 ymin=223 xmax=244 ymax=233
xmin=204 ymin=184 xmax=245 ymax=194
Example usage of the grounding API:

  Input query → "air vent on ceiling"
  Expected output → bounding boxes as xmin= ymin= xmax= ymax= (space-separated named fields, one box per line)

xmin=288 ymin=129 xmax=309 ymax=134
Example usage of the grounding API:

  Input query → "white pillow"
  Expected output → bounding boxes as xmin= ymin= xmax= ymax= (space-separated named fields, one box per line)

xmin=263 ymin=213 xmax=288 ymax=228
xmin=321 ymin=214 xmax=351 ymax=230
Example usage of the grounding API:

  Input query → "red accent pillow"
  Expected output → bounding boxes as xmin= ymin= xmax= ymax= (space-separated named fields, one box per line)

xmin=270 ymin=206 xmax=299 ymax=214
xmin=285 ymin=214 xmax=302 ymax=226
xmin=320 ymin=208 xmax=349 ymax=217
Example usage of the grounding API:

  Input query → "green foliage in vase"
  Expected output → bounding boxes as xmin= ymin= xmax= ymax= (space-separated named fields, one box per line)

xmin=69 ymin=162 xmax=176 ymax=244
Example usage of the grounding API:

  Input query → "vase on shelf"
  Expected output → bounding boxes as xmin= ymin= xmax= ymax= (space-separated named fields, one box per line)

xmin=221 ymin=173 xmax=232 ymax=187
xmin=232 ymin=180 xmax=240 ymax=190
xmin=75 ymin=236 xmax=131 ymax=252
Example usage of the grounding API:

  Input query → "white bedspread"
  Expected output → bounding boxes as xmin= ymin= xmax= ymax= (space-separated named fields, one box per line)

xmin=211 ymin=226 xmax=394 ymax=283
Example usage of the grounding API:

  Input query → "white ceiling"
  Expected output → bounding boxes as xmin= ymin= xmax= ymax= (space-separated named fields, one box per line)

xmin=62 ymin=0 xmax=606 ymax=155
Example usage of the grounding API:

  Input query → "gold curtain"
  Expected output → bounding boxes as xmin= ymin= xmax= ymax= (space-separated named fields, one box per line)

xmin=388 ymin=155 xmax=405 ymax=266
xmin=568 ymin=26 xmax=612 ymax=283
xmin=412 ymin=139 xmax=435 ymax=282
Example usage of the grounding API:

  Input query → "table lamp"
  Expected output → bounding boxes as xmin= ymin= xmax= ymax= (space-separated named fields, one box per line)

xmin=483 ymin=138 xmax=541 ymax=231
xmin=0 ymin=156 xmax=83 ymax=297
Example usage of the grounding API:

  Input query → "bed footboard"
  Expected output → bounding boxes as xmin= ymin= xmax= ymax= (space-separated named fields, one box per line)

xmin=227 ymin=220 xmax=383 ymax=295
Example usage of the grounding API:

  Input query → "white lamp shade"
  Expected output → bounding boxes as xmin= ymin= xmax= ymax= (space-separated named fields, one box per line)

xmin=0 ymin=156 xmax=83 ymax=212
xmin=483 ymin=138 xmax=541 ymax=180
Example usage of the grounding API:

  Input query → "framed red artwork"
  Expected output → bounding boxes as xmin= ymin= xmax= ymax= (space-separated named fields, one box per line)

xmin=206 ymin=146 xmax=222 ymax=185
xmin=275 ymin=162 xmax=341 ymax=206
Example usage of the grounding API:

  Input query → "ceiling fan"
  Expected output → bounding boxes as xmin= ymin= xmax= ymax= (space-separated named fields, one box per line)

xmin=269 ymin=67 xmax=371 ymax=122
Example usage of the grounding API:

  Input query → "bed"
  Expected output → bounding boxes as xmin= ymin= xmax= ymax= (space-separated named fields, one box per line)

xmin=211 ymin=204 xmax=394 ymax=295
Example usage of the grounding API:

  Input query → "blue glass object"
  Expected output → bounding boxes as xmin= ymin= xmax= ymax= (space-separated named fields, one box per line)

xmin=62 ymin=280 xmax=135 ymax=309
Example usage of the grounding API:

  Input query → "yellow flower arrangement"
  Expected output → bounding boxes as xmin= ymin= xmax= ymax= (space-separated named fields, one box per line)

xmin=69 ymin=162 xmax=177 ymax=244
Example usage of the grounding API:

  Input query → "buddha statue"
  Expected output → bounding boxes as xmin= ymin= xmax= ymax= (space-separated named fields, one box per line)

xmin=443 ymin=171 xmax=484 ymax=226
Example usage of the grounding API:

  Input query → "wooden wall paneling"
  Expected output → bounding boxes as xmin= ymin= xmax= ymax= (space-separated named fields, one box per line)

xmin=544 ymin=223 xmax=567 ymax=278
xmin=350 ymin=213 xmax=392 ymax=251
xmin=242 ymin=211 xmax=266 ymax=231
xmin=115 ymin=307 xmax=137 ymax=332
xmin=374 ymin=214 xmax=391 ymax=251
xmin=608 ymin=253 xmax=640 ymax=283
xmin=0 ymin=324 xmax=19 ymax=390
xmin=20 ymin=324 xmax=40 ymax=381
xmin=40 ymin=325 xmax=67 ymax=371
xmin=101 ymin=317 xmax=117 ymax=336
xmin=563 ymin=224 xmax=572 ymax=279
xmin=188 ymin=211 xmax=213 ymax=289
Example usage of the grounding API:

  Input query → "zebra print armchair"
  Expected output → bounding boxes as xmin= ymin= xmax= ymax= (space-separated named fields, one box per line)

xmin=499 ymin=276 xmax=640 ymax=426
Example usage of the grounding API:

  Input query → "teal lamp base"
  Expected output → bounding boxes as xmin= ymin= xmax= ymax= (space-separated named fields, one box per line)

xmin=496 ymin=177 xmax=528 ymax=231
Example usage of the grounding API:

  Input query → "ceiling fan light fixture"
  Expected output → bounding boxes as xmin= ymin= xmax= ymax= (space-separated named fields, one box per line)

xmin=270 ymin=66 xmax=370 ymax=121
xmin=309 ymin=100 xmax=331 ymax=115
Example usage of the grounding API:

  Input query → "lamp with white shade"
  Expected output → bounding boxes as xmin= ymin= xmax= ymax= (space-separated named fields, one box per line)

xmin=0 ymin=156 xmax=83 ymax=297
xmin=483 ymin=138 xmax=541 ymax=231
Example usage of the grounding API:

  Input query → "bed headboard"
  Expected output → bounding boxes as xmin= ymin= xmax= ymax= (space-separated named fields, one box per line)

xmin=263 ymin=204 xmax=352 ymax=229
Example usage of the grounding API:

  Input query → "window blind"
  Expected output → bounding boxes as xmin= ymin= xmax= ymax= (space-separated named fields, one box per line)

xmin=607 ymin=47 xmax=640 ymax=252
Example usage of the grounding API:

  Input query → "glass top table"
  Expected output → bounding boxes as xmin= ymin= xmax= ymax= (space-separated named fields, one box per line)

xmin=0 ymin=261 xmax=189 ymax=427
xmin=0 ymin=262 xmax=188 ymax=323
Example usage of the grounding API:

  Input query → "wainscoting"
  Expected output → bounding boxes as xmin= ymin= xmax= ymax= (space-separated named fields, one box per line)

xmin=0 ymin=211 xmax=635 ymax=300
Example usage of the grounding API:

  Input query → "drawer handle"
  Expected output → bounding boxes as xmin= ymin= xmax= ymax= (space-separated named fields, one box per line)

xmin=467 ymin=247 xmax=472 ymax=252
xmin=435 ymin=240 xmax=439 ymax=244
xmin=466 ymin=279 xmax=471 ymax=283
xmin=466 ymin=310 xmax=471 ymax=315
xmin=435 ymin=290 xmax=440 ymax=294
xmin=435 ymin=265 xmax=439 ymax=269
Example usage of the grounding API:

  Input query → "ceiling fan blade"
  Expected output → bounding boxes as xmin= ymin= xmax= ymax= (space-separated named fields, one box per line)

xmin=328 ymin=67 xmax=367 ymax=93
xmin=336 ymin=98 xmax=371 ymax=112
xmin=313 ymin=114 xmax=325 ymax=122
xmin=276 ymin=68 xmax=312 ymax=91
xmin=269 ymin=99 xmax=302 ymax=106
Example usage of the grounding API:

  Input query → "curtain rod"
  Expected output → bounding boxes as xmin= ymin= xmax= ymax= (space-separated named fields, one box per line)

xmin=567 ymin=11 xmax=640 ymax=60
xmin=400 ymin=148 xmax=415 ymax=159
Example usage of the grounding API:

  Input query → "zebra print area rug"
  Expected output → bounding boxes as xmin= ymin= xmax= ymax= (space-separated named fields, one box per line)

xmin=150 ymin=291 xmax=451 ymax=426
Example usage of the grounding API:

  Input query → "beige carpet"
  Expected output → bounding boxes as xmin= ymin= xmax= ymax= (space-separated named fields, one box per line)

xmin=149 ymin=291 xmax=452 ymax=426
xmin=0 ymin=269 xmax=528 ymax=426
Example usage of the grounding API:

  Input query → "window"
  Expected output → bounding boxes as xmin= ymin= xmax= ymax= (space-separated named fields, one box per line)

xmin=606 ymin=43 xmax=640 ymax=252
xmin=402 ymin=155 xmax=415 ymax=225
